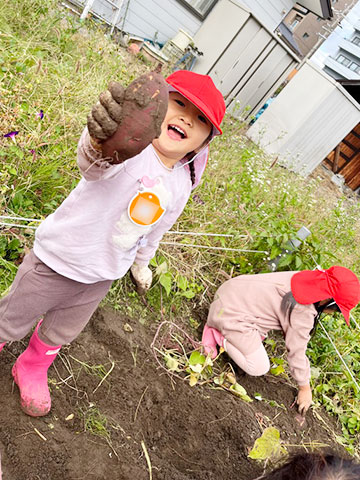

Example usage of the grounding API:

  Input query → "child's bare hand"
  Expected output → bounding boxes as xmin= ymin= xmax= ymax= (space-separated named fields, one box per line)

xmin=87 ymin=71 xmax=168 ymax=163
xmin=296 ymin=384 xmax=312 ymax=416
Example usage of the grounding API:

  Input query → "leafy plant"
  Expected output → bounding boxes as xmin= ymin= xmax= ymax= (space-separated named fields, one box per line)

xmin=83 ymin=405 xmax=109 ymax=439
xmin=248 ymin=427 xmax=287 ymax=461
xmin=161 ymin=346 xmax=253 ymax=403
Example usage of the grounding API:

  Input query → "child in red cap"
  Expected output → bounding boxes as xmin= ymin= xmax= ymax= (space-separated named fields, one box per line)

xmin=202 ymin=266 xmax=360 ymax=415
xmin=0 ymin=70 xmax=225 ymax=417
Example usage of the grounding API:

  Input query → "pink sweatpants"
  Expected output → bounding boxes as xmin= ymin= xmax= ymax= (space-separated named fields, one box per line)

xmin=0 ymin=251 xmax=112 ymax=346
xmin=223 ymin=335 xmax=270 ymax=377
xmin=207 ymin=296 xmax=270 ymax=376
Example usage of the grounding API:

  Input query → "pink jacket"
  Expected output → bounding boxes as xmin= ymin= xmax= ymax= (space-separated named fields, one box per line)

xmin=33 ymin=128 xmax=208 ymax=283
xmin=207 ymin=271 xmax=317 ymax=385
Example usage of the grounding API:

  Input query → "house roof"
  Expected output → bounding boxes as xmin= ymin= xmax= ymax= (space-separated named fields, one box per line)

xmin=296 ymin=0 xmax=333 ymax=20
xmin=277 ymin=22 xmax=302 ymax=56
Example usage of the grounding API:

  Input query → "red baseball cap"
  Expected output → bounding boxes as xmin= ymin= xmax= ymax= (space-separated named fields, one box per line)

xmin=291 ymin=266 xmax=360 ymax=325
xmin=166 ymin=70 xmax=225 ymax=135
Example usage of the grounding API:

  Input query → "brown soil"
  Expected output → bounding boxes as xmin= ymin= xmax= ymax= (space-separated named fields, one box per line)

xmin=309 ymin=164 xmax=358 ymax=202
xmin=0 ymin=307 xmax=345 ymax=480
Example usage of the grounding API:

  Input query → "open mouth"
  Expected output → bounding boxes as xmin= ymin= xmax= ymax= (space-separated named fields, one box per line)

xmin=167 ymin=124 xmax=187 ymax=140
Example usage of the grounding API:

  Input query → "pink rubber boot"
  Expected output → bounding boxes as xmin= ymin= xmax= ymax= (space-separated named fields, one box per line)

xmin=12 ymin=323 xmax=61 ymax=417
xmin=201 ymin=325 xmax=224 ymax=359
xmin=0 ymin=343 xmax=5 ymax=353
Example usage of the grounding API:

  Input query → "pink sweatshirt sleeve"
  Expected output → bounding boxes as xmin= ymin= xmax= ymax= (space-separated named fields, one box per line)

xmin=77 ymin=127 xmax=120 ymax=181
xmin=134 ymin=196 xmax=189 ymax=266
xmin=283 ymin=304 xmax=315 ymax=386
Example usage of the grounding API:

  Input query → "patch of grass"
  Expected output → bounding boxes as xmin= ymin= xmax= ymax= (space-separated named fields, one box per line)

xmin=80 ymin=404 xmax=121 ymax=458
xmin=82 ymin=404 xmax=109 ymax=439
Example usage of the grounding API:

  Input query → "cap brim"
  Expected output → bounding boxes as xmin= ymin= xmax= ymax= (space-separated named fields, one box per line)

xmin=332 ymin=300 xmax=351 ymax=325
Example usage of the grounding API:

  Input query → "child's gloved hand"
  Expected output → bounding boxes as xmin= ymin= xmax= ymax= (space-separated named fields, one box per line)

xmin=296 ymin=384 xmax=312 ymax=416
xmin=130 ymin=263 xmax=153 ymax=295
xmin=87 ymin=70 xmax=168 ymax=164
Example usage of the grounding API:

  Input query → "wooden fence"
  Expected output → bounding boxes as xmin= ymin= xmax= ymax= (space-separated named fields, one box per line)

xmin=324 ymin=123 xmax=360 ymax=190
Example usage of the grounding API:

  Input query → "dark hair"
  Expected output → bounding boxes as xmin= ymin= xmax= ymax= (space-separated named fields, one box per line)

xmin=189 ymin=159 xmax=196 ymax=185
xmin=311 ymin=300 xmax=341 ymax=335
xmin=280 ymin=291 xmax=299 ymax=319
xmin=187 ymin=131 xmax=213 ymax=186
xmin=182 ymin=153 xmax=196 ymax=186
xmin=255 ymin=453 xmax=360 ymax=480
xmin=280 ymin=292 xmax=340 ymax=337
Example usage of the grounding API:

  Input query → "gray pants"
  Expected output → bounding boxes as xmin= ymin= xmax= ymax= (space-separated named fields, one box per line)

xmin=0 ymin=251 xmax=112 ymax=346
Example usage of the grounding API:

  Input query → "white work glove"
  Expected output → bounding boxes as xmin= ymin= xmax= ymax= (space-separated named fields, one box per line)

xmin=296 ymin=384 xmax=312 ymax=416
xmin=130 ymin=263 xmax=153 ymax=295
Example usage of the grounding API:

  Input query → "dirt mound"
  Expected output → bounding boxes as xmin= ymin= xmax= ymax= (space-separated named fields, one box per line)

xmin=0 ymin=307 xmax=345 ymax=480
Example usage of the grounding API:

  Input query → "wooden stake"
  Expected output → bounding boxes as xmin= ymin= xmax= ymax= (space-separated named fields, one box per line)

xmin=333 ymin=144 xmax=341 ymax=173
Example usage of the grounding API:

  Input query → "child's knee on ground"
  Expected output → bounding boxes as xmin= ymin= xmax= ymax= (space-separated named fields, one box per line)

xmin=225 ymin=340 xmax=270 ymax=376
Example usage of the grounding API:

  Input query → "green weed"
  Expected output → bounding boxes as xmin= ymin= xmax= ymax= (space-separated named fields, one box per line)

xmin=82 ymin=404 xmax=109 ymax=439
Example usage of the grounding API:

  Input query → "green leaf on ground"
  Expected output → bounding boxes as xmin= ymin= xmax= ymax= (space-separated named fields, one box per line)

xmin=159 ymin=272 xmax=172 ymax=295
xmin=270 ymin=365 xmax=285 ymax=376
xmin=165 ymin=354 xmax=179 ymax=372
xmin=248 ymin=427 xmax=287 ymax=461
xmin=189 ymin=351 xmax=206 ymax=366
xmin=229 ymin=383 xmax=253 ymax=402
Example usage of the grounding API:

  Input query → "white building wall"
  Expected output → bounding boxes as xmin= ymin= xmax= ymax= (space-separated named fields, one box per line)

xmin=247 ymin=61 xmax=360 ymax=176
xmin=193 ymin=0 xmax=299 ymax=117
xmin=322 ymin=15 xmax=360 ymax=81
xmin=339 ymin=38 xmax=360 ymax=58
xmin=121 ymin=0 xmax=202 ymax=43
xmin=193 ymin=0 xmax=251 ymax=75
xmin=324 ymin=56 xmax=360 ymax=80
xmin=236 ymin=0 xmax=293 ymax=31
xmin=71 ymin=0 xmax=202 ymax=44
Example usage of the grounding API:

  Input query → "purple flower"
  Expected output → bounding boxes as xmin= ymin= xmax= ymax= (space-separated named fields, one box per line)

xmin=193 ymin=194 xmax=205 ymax=205
xmin=36 ymin=109 xmax=44 ymax=119
xmin=30 ymin=149 xmax=36 ymax=154
xmin=4 ymin=131 xmax=19 ymax=139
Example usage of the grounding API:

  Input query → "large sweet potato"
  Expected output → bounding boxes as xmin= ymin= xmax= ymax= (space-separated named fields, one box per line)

xmin=95 ymin=71 xmax=168 ymax=163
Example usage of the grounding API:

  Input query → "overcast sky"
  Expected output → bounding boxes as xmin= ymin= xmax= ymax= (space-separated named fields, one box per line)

xmin=311 ymin=0 xmax=360 ymax=67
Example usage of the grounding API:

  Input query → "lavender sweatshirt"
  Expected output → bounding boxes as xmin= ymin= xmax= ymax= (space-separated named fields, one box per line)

xmin=207 ymin=271 xmax=317 ymax=385
xmin=34 ymin=128 xmax=208 ymax=283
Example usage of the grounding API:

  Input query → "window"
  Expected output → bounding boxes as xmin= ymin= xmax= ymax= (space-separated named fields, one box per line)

xmin=303 ymin=32 xmax=309 ymax=39
xmin=290 ymin=14 xmax=302 ymax=30
xmin=337 ymin=54 xmax=351 ymax=67
xmin=177 ymin=0 xmax=217 ymax=19
xmin=349 ymin=62 xmax=360 ymax=73
xmin=349 ymin=62 xmax=358 ymax=71
xmin=352 ymin=36 xmax=360 ymax=46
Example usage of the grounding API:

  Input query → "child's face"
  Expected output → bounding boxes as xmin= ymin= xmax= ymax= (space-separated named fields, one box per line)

xmin=152 ymin=92 xmax=212 ymax=165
